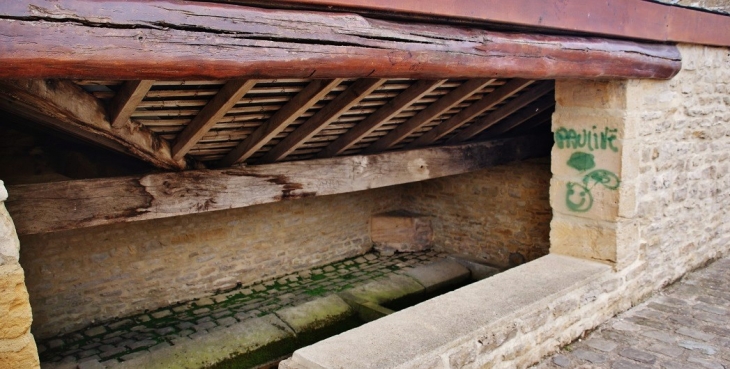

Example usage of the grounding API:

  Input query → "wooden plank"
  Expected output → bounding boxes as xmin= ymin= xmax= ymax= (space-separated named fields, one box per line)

xmin=272 ymin=0 xmax=730 ymax=47
xmin=446 ymin=81 xmax=555 ymax=143
xmin=259 ymin=78 xmax=386 ymax=163
xmin=318 ymin=79 xmax=447 ymax=158
xmin=0 ymin=1 xmax=681 ymax=80
xmin=220 ymin=79 xmax=343 ymax=166
xmin=0 ymin=79 xmax=186 ymax=170
xmin=405 ymin=79 xmax=534 ymax=149
xmin=477 ymin=98 xmax=555 ymax=138
xmin=5 ymin=136 xmax=551 ymax=235
xmin=172 ymin=79 xmax=257 ymax=160
xmin=363 ymin=79 xmax=494 ymax=153
xmin=108 ymin=80 xmax=154 ymax=128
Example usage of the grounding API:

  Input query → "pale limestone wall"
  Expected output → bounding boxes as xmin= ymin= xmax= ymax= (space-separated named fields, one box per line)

xmin=0 ymin=181 xmax=39 ymax=369
xmin=653 ymin=0 xmax=730 ymax=14
xmin=403 ymin=159 xmax=552 ymax=267
xmin=20 ymin=187 xmax=404 ymax=339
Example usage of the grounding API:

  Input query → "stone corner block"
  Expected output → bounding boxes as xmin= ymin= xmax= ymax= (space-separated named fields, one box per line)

xmin=371 ymin=210 xmax=433 ymax=254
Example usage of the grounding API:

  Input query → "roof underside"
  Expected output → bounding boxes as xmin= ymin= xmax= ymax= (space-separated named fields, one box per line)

xmin=73 ymin=77 xmax=554 ymax=167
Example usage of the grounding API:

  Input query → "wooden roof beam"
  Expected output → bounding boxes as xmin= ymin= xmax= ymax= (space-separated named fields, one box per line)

xmin=0 ymin=1 xmax=681 ymax=80
xmin=363 ymin=79 xmax=494 ymax=154
xmin=0 ymin=79 xmax=186 ymax=170
xmin=108 ymin=80 xmax=154 ymax=128
xmin=6 ymin=135 xmax=551 ymax=235
xmin=259 ymin=78 xmax=386 ymax=163
xmin=220 ymin=79 xmax=343 ymax=166
xmin=318 ymin=79 xmax=447 ymax=158
xmin=172 ymin=79 xmax=257 ymax=160
xmin=446 ymin=81 xmax=555 ymax=144
xmin=405 ymin=79 xmax=534 ymax=149
xmin=477 ymin=98 xmax=555 ymax=139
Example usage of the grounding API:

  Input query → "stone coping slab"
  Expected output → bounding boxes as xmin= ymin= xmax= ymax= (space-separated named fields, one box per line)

xmin=280 ymin=254 xmax=611 ymax=369
xmin=403 ymin=259 xmax=470 ymax=293
xmin=275 ymin=295 xmax=354 ymax=334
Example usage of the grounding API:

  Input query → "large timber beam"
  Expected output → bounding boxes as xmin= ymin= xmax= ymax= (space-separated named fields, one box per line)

xmin=5 ymin=136 xmax=551 ymax=235
xmin=0 ymin=80 xmax=186 ymax=170
xmin=0 ymin=0 xmax=681 ymax=80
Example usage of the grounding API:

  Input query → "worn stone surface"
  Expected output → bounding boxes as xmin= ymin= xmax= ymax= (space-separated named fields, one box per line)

xmin=534 ymin=257 xmax=730 ymax=369
xmin=403 ymin=259 xmax=470 ymax=292
xmin=37 ymin=251 xmax=448 ymax=367
xmin=275 ymin=295 xmax=353 ymax=334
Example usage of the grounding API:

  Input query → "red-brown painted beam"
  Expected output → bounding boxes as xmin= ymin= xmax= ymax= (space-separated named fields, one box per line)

xmin=0 ymin=0 xmax=680 ymax=80
xmin=271 ymin=0 xmax=730 ymax=47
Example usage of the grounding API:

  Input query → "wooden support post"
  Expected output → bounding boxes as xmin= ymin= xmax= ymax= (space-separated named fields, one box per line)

xmin=0 ymin=1 xmax=681 ymax=80
xmin=259 ymin=78 xmax=386 ymax=163
xmin=0 ymin=79 xmax=186 ymax=170
xmin=172 ymin=79 xmax=257 ymax=160
xmin=405 ymin=79 xmax=533 ymax=148
xmin=5 ymin=136 xmax=551 ymax=235
xmin=220 ymin=79 xmax=344 ymax=166
xmin=363 ymin=79 xmax=494 ymax=153
xmin=318 ymin=79 xmax=447 ymax=158
xmin=108 ymin=80 xmax=154 ymax=128
xmin=446 ymin=81 xmax=555 ymax=143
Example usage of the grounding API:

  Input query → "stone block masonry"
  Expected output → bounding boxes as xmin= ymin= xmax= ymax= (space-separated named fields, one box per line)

xmin=0 ymin=181 xmax=39 ymax=369
xmin=20 ymin=186 xmax=405 ymax=340
xmin=403 ymin=158 xmax=552 ymax=268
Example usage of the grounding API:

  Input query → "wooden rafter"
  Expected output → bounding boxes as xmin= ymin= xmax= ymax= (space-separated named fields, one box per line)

xmin=363 ymin=79 xmax=494 ymax=153
xmin=108 ymin=80 xmax=154 ymax=128
xmin=0 ymin=79 xmax=186 ymax=170
xmin=6 ymin=136 xmax=551 ymax=235
xmin=478 ymin=98 xmax=555 ymax=138
xmin=317 ymin=79 xmax=447 ymax=158
xmin=220 ymin=79 xmax=344 ymax=166
xmin=259 ymin=78 xmax=386 ymax=163
xmin=405 ymin=79 xmax=533 ymax=149
xmin=0 ymin=1 xmax=681 ymax=80
xmin=446 ymin=81 xmax=555 ymax=143
xmin=509 ymin=110 xmax=554 ymax=135
xmin=172 ymin=79 xmax=257 ymax=160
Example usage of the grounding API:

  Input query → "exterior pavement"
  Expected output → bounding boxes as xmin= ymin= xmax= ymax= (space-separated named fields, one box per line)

xmin=534 ymin=256 xmax=730 ymax=369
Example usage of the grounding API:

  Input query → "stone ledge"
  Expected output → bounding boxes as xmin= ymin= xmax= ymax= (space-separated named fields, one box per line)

xmin=280 ymin=254 xmax=611 ymax=369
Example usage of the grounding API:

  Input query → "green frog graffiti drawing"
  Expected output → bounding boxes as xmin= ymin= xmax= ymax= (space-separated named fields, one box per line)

xmin=555 ymin=126 xmax=620 ymax=213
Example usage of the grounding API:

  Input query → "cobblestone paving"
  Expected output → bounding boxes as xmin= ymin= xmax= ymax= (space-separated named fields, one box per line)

xmin=535 ymin=257 xmax=730 ymax=369
xmin=38 ymin=250 xmax=446 ymax=367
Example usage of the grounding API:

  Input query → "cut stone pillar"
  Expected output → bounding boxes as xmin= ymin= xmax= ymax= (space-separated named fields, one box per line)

xmin=0 ymin=181 xmax=40 ymax=369
xmin=370 ymin=210 xmax=433 ymax=255
xmin=550 ymin=80 xmax=640 ymax=269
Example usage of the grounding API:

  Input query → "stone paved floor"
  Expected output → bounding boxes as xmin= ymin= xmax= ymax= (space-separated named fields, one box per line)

xmin=38 ymin=250 xmax=446 ymax=367
xmin=535 ymin=257 xmax=730 ymax=369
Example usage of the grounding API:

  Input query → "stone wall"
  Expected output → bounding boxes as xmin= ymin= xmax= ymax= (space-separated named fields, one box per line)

xmin=0 ymin=182 xmax=39 ymax=369
xmin=652 ymin=0 xmax=730 ymax=14
xmin=403 ymin=159 xmax=552 ymax=268
xmin=19 ymin=187 xmax=404 ymax=339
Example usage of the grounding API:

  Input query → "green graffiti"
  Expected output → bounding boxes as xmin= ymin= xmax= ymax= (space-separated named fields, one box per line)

xmin=566 ymin=182 xmax=593 ymax=212
xmin=555 ymin=126 xmax=619 ymax=152
xmin=567 ymin=151 xmax=596 ymax=171
xmin=563 ymin=152 xmax=620 ymax=212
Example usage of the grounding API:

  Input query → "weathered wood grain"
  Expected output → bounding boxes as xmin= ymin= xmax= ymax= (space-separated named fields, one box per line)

xmin=363 ymin=79 xmax=495 ymax=153
xmin=0 ymin=79 xmax=186 ymax=170
xmin=5 ymin=136 xmax=551 ymax=235
xmin=172 ymin=79 xmax=257 ymax=159
xmin=319 ymin=79 xmax=447 ymax=158
xmin=259 ymin=78 xmax=386 ymax=163
xmin=0 ymin=0 xmax=681 ymax=80
xmin=446 ymin=81 xmax=555 ymax=143
xmin=406 ymin=79 xmax=533 ymax=148
xmin=108 ymin=80 xmax=155 ymax=128
xmin=220 ymin=79 xmax=344 ymax=166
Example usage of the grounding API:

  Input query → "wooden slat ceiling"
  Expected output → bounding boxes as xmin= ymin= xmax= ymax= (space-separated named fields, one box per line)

xmin=75 ymin=77 xmax=555 ymax=167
